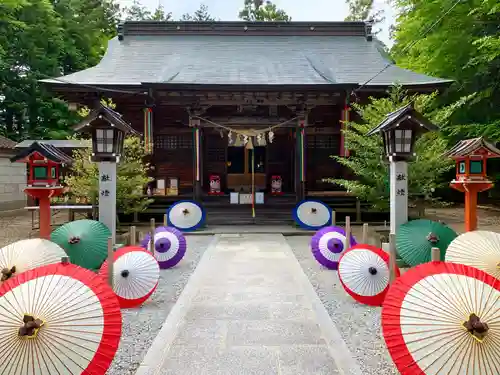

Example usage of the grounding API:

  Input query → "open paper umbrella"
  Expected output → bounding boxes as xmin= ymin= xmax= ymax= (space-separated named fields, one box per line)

xmin=100 ymin=246 xmax=160 ymax=308
xmin=167 ymin=200 xmax=205 ymax=232
xmin=141 ymin=226 xmax=187 ymax=269
xmin=0 ymin=261 xmax=121 ymax=374
xmin=310 ymin=226 xmax=357 ymax=269
xmin=0 ymin=238 xmax=66 ymax=285
xmin=51 ymin=219 xmax=111 ymax=270
xmin=396 ymin=219 xmax=457 ymax=267
xmin=338 ymin=244 xmax=400 ymax=306
xmin=293 ymin=199 xmax=332 ymax=230
xmin=382 ymin=261 xmax=500 ymax=375
xmin=446 ymin=230 xmax=500 ymax=279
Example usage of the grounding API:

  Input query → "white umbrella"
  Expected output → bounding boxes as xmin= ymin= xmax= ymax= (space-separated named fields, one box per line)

xmin=0 ymin=238 xmax=66 ymax=284
xmin=167 ymin=200 xmax=205 ymax=231
xmin=446 ymin=230 xmax=500 ymax=279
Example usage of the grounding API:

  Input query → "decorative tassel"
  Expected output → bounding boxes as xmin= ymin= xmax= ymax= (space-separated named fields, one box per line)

xmin=228 ymin=131 xmax=233 ymax=145
xmin=243 ymin=135 xmax=248 ymax=145
xmin=268 ymin=130 xmax=274 ymax=143
xmin=257 ymin=133 xmax=263 ymax=146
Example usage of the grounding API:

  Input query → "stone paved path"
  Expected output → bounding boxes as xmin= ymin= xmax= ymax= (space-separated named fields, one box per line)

xmin=136 ymin=234 xmax=361 ymax=375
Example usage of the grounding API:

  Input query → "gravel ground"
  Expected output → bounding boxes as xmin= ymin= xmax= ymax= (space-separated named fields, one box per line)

xmin=286 ymin=236 xmax=398 ymax=375
xmin=106 ymin=235 xmax=213 ymax=375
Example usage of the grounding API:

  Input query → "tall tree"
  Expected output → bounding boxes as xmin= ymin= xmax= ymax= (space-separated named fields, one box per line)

xmin=123 ymin=0 xmax=171 ymax=21
xmin=344 ymin=0 xmax=384 ymax=33
xmin=123 ymin=0 xmax=152 ymax=20
xmin=390 ymin=0 xmax=500 ymax=142
xmin=181 ymin=4 xmax=216 ymax=21
xmin=239 ymin=0 xmax=291 ymax=21
xmin=328 ymin=86 xmax=455 ymax=210
xmin=151 ymin=4 xmax=172 ymax=21
xmin=0 ymin=0 xmax=121 ymax=140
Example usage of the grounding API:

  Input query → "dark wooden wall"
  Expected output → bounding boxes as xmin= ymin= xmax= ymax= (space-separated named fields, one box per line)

xmin=117 ymin=103 xmax=345 ymax=194
xmin=267 ymin=129 xmax=295 ymax=192
xmin=203 ymin=129 xmax=227 ymax=191
xmin=305 ymin=106 xmax=343 ymax=191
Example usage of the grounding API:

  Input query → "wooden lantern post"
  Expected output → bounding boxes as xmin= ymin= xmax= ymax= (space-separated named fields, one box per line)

xmin=444 ymin=137 xmax=500 ymax=232
xmin=73 ymin=103 xmax=138 ymax=244
xmin=367 ymin=104 xmax=438 ymax=235
xmin=10 ymin=142 xmax=72 ymax=239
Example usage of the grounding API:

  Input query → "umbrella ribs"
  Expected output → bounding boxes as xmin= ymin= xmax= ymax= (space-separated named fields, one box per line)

xmin=18 ymin=314 xmax=44 ymax=338
xmin=463 ymin=313 xmax=489 ymax=342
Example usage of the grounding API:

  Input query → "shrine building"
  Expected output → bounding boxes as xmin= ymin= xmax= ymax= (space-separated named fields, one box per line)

xmin=42 ymin=21 xmax=450 ymax=224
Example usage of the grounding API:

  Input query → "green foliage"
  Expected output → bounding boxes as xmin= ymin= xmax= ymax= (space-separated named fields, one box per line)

xmin=0 ymin=0 xmax=120 ymax=141
xmin=65 ymin=136 xmax=153 ymax=215
xmin=390 ymin=0 xmax=500 ymax=143
xmin=239 ymin=0 xmax=291 ymax=21
xmin=123 ymin=0 xmax=169 ymax=21
xmin=344 ymin=0 xmax=384 ymax=31
xmin=326 ymin=86 xmax=455 ymax=211
xmin=181 ymin=4 xmax=216 ymax=21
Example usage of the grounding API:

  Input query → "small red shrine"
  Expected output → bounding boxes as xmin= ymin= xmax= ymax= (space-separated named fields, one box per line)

xmin=444 ymin=137 xmax=500 ymax=231
xmin=10 ymin=142 xmax=73 ymax=238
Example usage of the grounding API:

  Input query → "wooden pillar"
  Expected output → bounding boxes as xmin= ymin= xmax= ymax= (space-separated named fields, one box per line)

xmin=143 ymin=106 xmax=154 ymax=155
xmin=340 ymin=95 xmax=350 ymax=158
xmin=295 ymin=114 xmax=306 ymax=202
xmin=190 ymin=117 xmax=202 ymax=201
xmin=464 ymin=187 xmax=478 ymax=231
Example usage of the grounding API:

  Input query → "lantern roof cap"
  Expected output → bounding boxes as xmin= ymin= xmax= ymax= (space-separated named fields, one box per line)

xmin=10 ymin=141 xmax=73 ymax=165
xmin=444 ymin=137 xmax=500 ymax=159
xmin=366 ymin=103 xmax=438 ymax=136
xmin=73 ymin=103 xmax=139 ymax=135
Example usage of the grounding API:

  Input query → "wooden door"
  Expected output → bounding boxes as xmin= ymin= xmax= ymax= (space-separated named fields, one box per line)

xmin=227 ymin=147 xmax=266 ymax=191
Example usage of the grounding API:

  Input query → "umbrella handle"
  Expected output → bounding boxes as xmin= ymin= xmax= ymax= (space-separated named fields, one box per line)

xmin=68 ymin=236 xmax=81 ymax=244
xmin=463 ymin=313 xmax=489 ymax=342
xmin=426 ymin=232 xmax=439 ymax=244
xmin=18 ymin=314 xmax=45 ymax=338
xmin=1 ymin=266 xmax=16 ymax=282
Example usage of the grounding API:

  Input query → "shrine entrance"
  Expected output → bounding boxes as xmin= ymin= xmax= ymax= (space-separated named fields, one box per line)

xmin=227 ymin=146 xmax=266 ymax=193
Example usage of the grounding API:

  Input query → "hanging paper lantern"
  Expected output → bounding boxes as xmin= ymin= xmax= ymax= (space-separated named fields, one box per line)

xmin=167 ymin=200 xmax=205 ymax=232
xmin=0 ymin=262 xmax=121 ymax=374
xmin=100 ymin=246 xmax=160 ymax=308
xmin=141 ymin=226 xmax=187 ymax=269
xmin=382 ymin=262 xmax=500 ymax=375
xmin=446 ymin=230 xmax=500 ymax=279
xmin=0 ymin=238 xmax=66 ymax=285
xmin=310 ymin=226 xmax=357 ymax=269
xmin=338 ymin=244 xmax=399 ymax=306
xmin=293 ymin=199 xmax=332 ymax=230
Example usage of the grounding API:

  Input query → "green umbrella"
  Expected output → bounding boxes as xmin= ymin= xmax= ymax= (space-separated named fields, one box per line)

xmin=396 ymin=219 xmax=458 ymax=267
xmin=51 ymin=219 xmax=111 ymax=270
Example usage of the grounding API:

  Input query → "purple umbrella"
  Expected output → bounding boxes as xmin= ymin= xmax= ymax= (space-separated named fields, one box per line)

xmin=140 ymin=226 xmax=187 ymax=269
xmin=310 ymin=226 xmax=357 ymax=270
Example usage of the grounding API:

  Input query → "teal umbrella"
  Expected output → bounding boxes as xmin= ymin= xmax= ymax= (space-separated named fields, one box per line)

xmin=51 ymin=219 xmax=111 ymax=270
xmin=396 ymin=219 xmax=458 ymax=267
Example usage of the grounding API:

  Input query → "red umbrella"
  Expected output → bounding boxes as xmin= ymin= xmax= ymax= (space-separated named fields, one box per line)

xmin=100 ymin=246 xmax=160 ymax=308
xmin=382 ymin=261 xmax=500 ymax=375
xmin=338 ymin=244 xmax=399 ymax=306
xmin=0 ymin=261 xmax=121 ymax=374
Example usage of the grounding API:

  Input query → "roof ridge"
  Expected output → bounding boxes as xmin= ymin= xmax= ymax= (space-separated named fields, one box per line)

xmin=0 ymin=135 xmax=17 ymax=149
xmin=119 ymin=20 xmax=370 ymax=40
